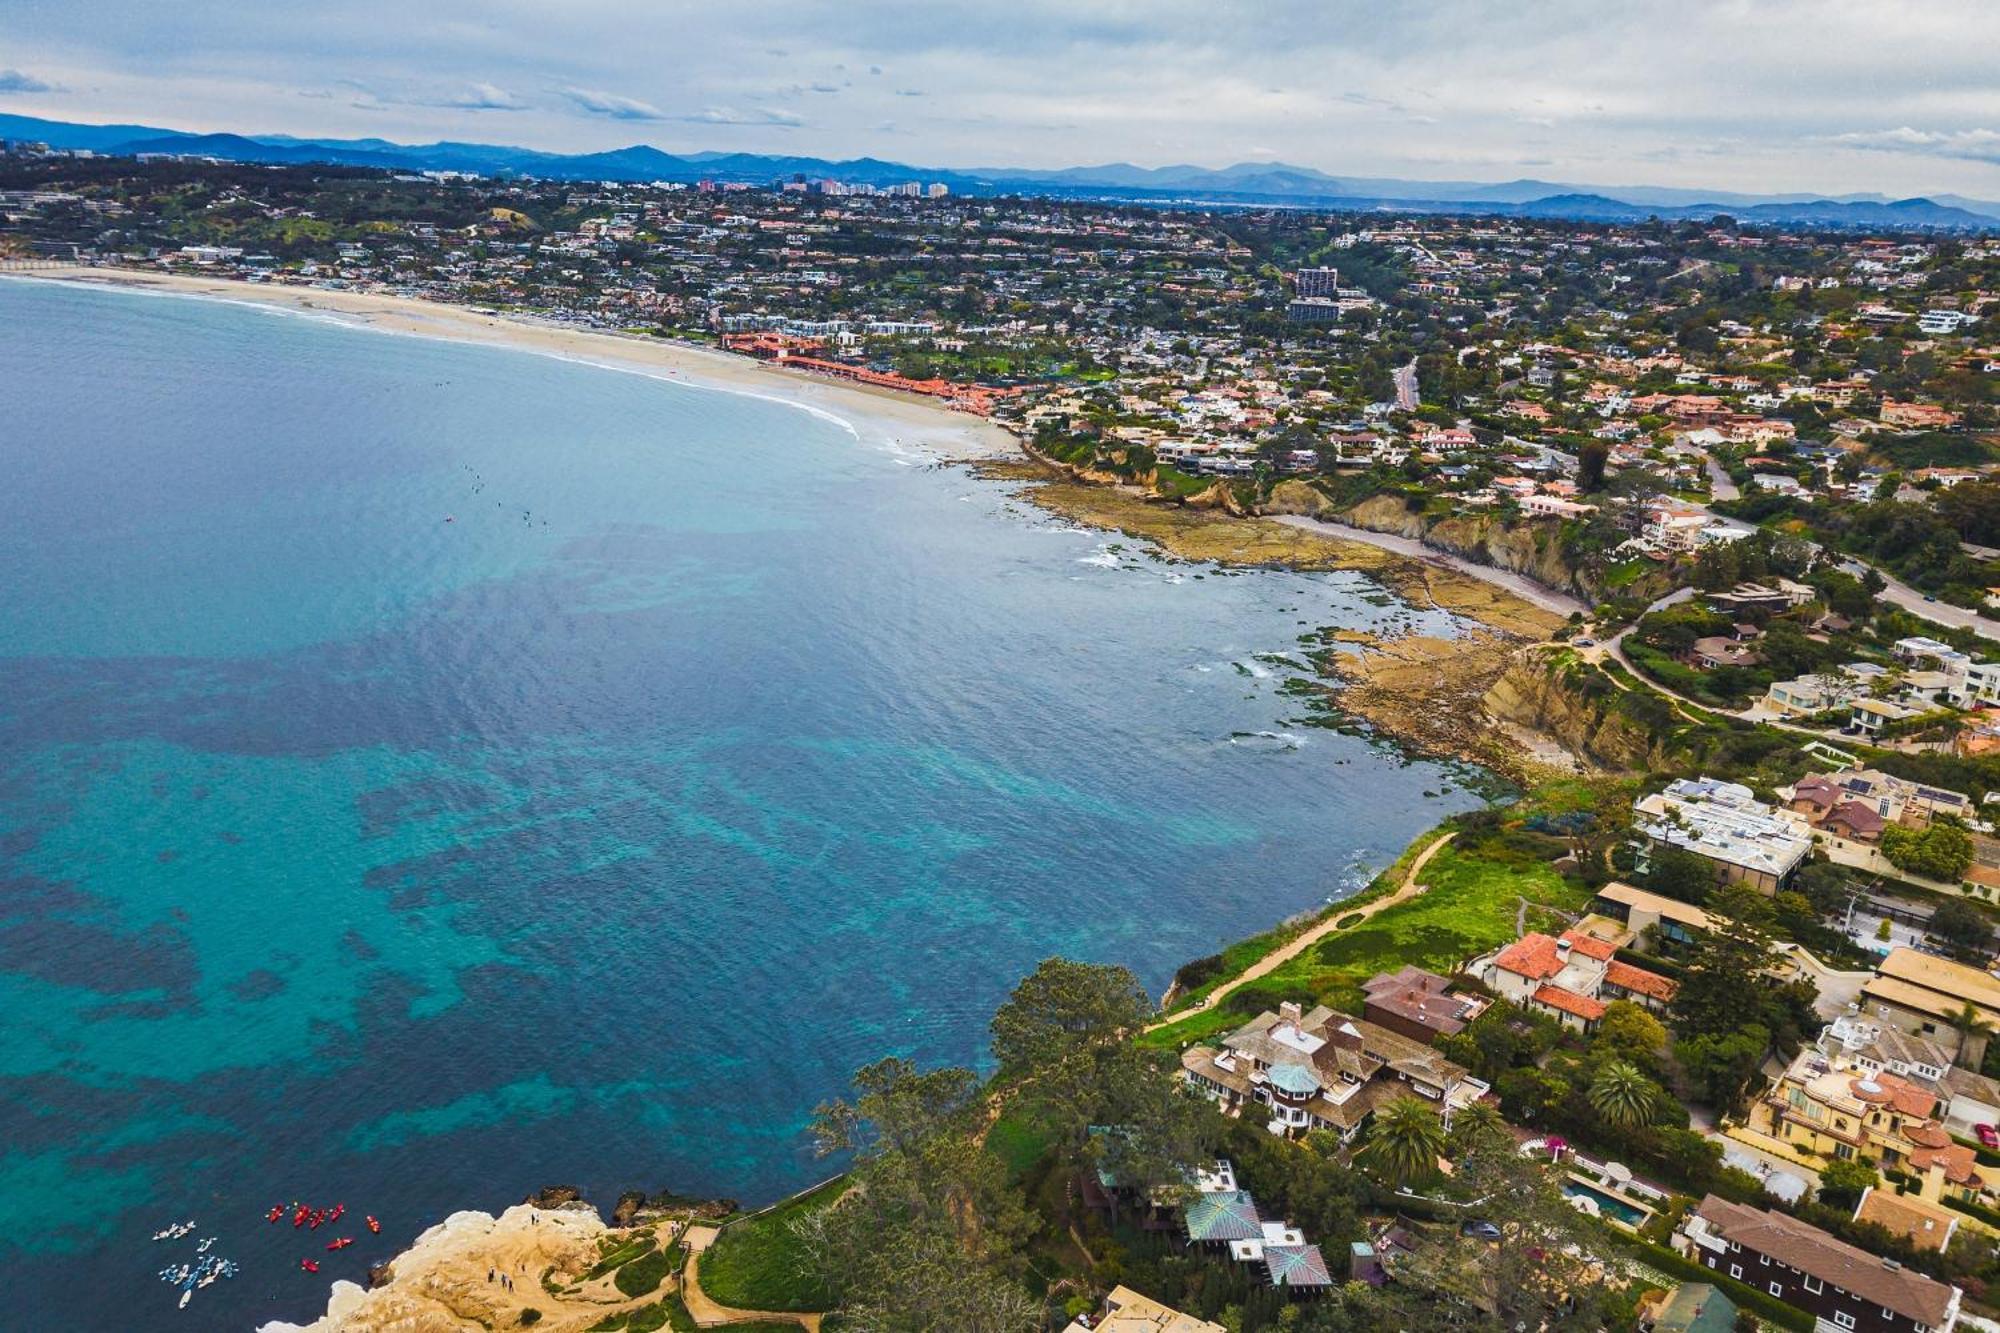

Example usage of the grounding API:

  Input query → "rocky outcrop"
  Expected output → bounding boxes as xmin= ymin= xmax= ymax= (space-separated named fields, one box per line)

xmin=1482 ymin=651 xmax=1661 ymax=771
xmin=526 ymin=1184 xmax=586 ymax=1209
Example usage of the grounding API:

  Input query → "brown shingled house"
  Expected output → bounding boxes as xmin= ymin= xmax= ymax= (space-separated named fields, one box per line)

xmin=1678 ymin=1194 xmax=1961 ymax=1333
xmin=1360 ymin=966 xmax=1488 ymax=1044
xmin=1180 ymin=1001 xmax=1489 ymax=1143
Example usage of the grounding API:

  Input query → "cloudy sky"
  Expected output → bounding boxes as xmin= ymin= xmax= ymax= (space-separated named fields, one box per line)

xmin=4 ymin=0 xmax=2000 ymax=197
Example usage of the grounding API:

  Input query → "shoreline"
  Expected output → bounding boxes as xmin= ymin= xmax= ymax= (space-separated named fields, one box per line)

xmin=1271 ymin=513 xmax=1589 ymax=619
xmin=9 ymin=266 xmax=1595 ymax=627
xmin=0 ymin=265 xmax=1022 ymax=462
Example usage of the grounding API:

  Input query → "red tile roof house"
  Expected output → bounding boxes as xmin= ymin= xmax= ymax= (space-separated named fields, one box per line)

xmin=1678 ymin=1194 xmax=1961 ymax=1333
xmin=1468 ymin=930 xmax=1677 ymax=1033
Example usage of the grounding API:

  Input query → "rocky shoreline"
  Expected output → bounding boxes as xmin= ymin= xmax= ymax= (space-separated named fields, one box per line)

xmin=978 ymin=457 xmax=1575 ymax=777
xmin=262 ymin=1185 xmax=736 ymax=1333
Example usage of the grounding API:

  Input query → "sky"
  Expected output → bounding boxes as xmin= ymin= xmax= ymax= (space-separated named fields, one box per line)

xmin=3 ymin=0 xmax=2000 ymax=198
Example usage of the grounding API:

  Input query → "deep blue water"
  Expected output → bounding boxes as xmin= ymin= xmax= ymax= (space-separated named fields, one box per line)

xmin=0 ymin=278 xmax=1484 ymax=1328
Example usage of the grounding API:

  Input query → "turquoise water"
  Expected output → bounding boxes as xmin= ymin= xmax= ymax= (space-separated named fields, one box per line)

xmin=0 ymin=279 xmax=1485 ymax=1327
xmin=1563 ymin=1178 xmax=1649 ymax=1228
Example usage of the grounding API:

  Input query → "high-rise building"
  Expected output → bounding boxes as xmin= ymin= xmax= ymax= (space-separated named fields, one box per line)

xmin=1295 ymin=267 xmax=1340 ymax=298
xmin=927 ymin=182 xmax=950 ymax=198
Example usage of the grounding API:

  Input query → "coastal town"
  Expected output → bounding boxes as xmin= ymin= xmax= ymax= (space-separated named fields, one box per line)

xmin=16 ymin=140 xmax=2000 ymax=1333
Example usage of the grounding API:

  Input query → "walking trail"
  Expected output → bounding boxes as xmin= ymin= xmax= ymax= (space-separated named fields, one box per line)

xmin=679 ymin=1223 xmax=823 ymax=1331
xmin=1144 ymin=830 xmax=1459 ymax=1035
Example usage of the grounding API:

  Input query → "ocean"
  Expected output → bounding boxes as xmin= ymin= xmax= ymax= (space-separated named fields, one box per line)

xmin=0 ymin=278 xmax=1485 ymax=1328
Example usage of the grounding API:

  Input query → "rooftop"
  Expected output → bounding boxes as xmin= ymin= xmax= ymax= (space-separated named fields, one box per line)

xmin=1692 ymin=1195 xmax=1959 ymax=1327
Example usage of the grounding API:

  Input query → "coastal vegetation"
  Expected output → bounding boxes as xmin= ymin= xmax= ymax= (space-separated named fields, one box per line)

xmin=697 ymin=1179 xmax=846 ymax=1313
xmin=1143 ymin=792 xmax=1610 ymax=1051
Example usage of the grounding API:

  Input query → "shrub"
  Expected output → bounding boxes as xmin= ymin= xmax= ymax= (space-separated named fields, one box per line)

xmin=1172 ymin=954 xmax=1226 ymax=993
xmin=614 ymin=1246 xmax=673 ymax=1298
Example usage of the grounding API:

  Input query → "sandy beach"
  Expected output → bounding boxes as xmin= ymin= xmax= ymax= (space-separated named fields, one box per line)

xmin=1 ymin=265 xmax=1022 ymax=462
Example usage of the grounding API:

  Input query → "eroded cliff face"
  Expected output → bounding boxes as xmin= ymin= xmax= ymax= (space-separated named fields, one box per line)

xmin=1481 ymin=650 xmax=1659 ymax=772
xmin=1322 ymin=492 xmax=1596 ymax=600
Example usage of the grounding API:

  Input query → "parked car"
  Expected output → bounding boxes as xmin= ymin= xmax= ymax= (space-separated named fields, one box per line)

xmin=1976 ymin=1124 xmax=1998 ymax=1149
xmin=1574 ymin=637 xmax=1596 ymax=647
xmin=1460 ymin=1220 xmax=1503 ymax=1241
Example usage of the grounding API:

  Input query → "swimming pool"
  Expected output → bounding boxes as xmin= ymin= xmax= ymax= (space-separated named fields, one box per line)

xmin=1564 ymin=1178 xmax=1649 ymax=1228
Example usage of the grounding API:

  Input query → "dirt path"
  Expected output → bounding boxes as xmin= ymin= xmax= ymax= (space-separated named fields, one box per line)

xmin=1144 ymin=830 xmax=1458 ymax=1034
xmin=679 ymin=1224 xmax=823 ymax=1331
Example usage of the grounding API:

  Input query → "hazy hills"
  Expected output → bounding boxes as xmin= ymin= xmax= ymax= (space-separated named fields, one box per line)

xmin=5 ymin=112 xmax=1995 ymax=230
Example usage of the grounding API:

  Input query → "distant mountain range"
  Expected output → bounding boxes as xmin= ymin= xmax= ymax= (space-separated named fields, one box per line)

xmin=6 ymin=112 xmax=1997 ymax=231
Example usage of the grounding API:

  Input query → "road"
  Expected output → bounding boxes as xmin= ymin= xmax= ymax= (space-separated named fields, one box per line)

xmin=1677 ymin=487 xmax=1995 ymax=643
xmin=1836 ymin=559 xmax=2000 ymax=643
xmin=1392 ymin=358 xmax=1419 ymax=412
xmin=1703 ymin=453 xmax=1739 ymax=502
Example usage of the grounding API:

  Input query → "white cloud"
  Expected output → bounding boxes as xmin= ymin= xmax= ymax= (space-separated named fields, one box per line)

xmin=559 ymin=86 xmax=668 ymax=121
xmin=437 ymin=82 xmax=528 ymax=111
xmin=1827 ymin=126 xmax=2000 ymax=165
xmin=680 ymin=106 xmax=804 ymax=127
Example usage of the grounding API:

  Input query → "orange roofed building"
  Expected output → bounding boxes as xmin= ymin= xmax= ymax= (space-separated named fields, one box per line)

xmin=1468 ymin=929 xmax=1678 ymax=1033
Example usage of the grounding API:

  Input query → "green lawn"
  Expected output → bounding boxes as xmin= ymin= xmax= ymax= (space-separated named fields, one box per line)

xmin=1299 ymin=841 xmax=1588 ymax=1009
xmin=698 ymin=1179 xmax=846 ymax=1313
xmin=1141 ymin=837 xmax=1588 ymax=1051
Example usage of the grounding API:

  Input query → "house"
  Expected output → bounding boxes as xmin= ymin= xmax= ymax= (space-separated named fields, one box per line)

xmin=1632 ymin=777 xmax=1813 ymax=893
xmin=1881 ymin=400 xmax=1963 ymax=431
xmin=1061 ymin=1285 xmax=1226 ymax=1333
xmin=1791 ymin=776 xmax=1893 ymax=843
xmin=1180 ymin=1002 xmax=1488 ymax=1140
xmin=1750 ymin=1044 xmax=1988 ymax=1200
xmin=1820 ymin=769 xmax=1975 ymax=830
xmin=1173 ymin=1160 xmax=1332 ymax=1298
xmin=1855 ymin=1188 xmax=1961 ymax=1255
xmin=1686 ymin=635 xmax=1763 ymax=670
xmin=1707 ymin=578 xmax=1816 ymax=612
xmin=1360 ymin=966 xmax=1489 ymax=1044
xmin=1765 ymin=673 xmax=1856 ymax=718
xmin=1677 ymin=1194 xmax=1961 ymax=1333
xmin=1861 ymin=949 xmax=2000 ymax=1068
xmin=1592 ymin=881 xmax=1715 ymax=953
xmin=1521 ymin=494 xmax=1599 ymax=519
xmin=1636 ymin=1282 xmax=1738 ymax=1333
xmin=1467 ymin=928 xmax=1678 ymax=1033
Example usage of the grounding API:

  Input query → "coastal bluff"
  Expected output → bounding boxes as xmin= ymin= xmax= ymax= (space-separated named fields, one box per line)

xmin=259 ymin=1198 xmax=630 ymax=1333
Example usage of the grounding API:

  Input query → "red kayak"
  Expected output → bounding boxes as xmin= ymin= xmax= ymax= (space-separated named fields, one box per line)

xmin=266 ymin=1206 xmax=284 ymax=1223
xmin=292 ymin=1206 xmax=308 ymax=1228
xmin=308 ymin=1210 xmax=324 ymax=1230
xmin=329 ymin=1203 xmax=345 ymax=1222
xmin=365 ymin=1216 xmax=380 ymax=1234
xmin=326 ymin=1237 xmax=353 ymax=1252
xmin=299 ymin=1259 xmax=319 ymax=1273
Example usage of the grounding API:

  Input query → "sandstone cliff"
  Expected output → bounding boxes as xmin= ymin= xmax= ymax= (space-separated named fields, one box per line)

xmin=1481 ymin=650 xmax=1661 ymax=772
xmin=1310 ymin=491 xmax=1596 ymax=600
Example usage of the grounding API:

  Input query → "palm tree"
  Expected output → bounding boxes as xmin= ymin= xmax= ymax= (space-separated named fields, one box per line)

xmin=1588 ymin=1060 xmax=1659 ymax=1130
xmin=1364 ymin=1096 xmax=1448 ymax=1187
xmin=1951 ymin=1002 xmax=1995 ymax=1066
xmin=1447 ymin=1099 xmax=1507 ymax=1152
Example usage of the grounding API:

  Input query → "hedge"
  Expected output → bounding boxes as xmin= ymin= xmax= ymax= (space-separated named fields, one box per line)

xmin=1604 ymin=1234 xmax=1814 ymax=1333
xmin=1942 ymin=1193 xmax=2000 ymax=1230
